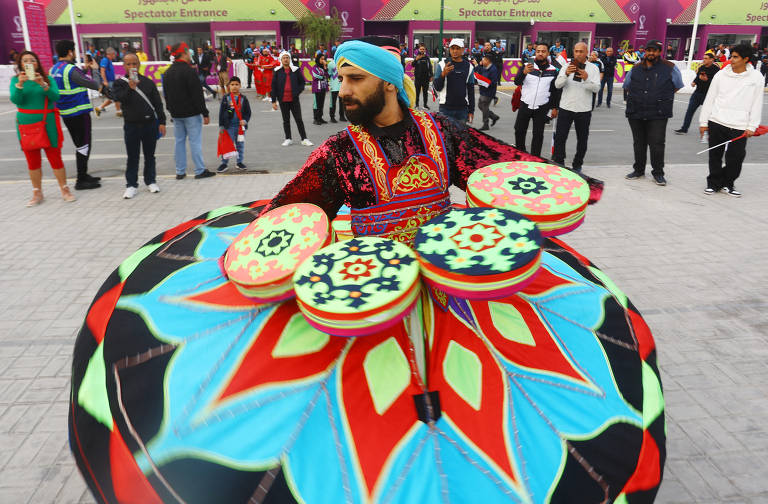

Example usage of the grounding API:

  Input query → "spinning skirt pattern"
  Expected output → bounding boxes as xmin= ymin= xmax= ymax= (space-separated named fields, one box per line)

xmin=69 ymin=202 xmax=665 ymax=504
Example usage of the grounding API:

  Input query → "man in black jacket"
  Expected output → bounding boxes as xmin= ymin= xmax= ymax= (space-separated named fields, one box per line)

xmin=412 ymin=44 xmax=433 ymax=109
xmin=112 ymin=52 xmax=167 ymax=198
xmin=596 ymin=47 xmax=617 ymax=108
xmin=271 ymin=51 xmax=313 ymax=147
xmin=163 ymin=42 xmax=215 ymax=179
xmin=623 ymin=40 xmax=683 ymax=186
xmin=674 ymin=52 xmax=719 ymax=135
xmin=193 ymin=46 xmax=216 ymax=98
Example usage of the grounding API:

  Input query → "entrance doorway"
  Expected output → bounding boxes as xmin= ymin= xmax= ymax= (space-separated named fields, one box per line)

xmin=477 ymin=31 xmax=521 ymax=58
xmin=414 ymin=32 xmax=471 ymax=59
xmin=536 ymin=32 xmax=592 ymax=56
xmin=157 ymin=32 xmax=211 ymax=60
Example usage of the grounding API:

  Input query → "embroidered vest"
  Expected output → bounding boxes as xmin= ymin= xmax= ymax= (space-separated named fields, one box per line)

xmin=346 ymin=109 xmax=451 ymax=246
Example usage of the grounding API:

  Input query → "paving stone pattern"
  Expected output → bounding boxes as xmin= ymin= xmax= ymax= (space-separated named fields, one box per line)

xmin=1 ymin=161 xmax=767 ymax=503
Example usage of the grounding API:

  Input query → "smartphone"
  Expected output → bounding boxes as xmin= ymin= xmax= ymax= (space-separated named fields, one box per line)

xmin=573 ymin=61 xmax=586 ymax=82
xmin=129 ymin=68 xmax=139 ymax=81
xmin=24 ymin=63 xmax=35 ymax=80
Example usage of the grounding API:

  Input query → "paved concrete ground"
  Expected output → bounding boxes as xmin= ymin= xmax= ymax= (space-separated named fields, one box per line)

xmin=0 ymin=88 xmax=767 ymax=503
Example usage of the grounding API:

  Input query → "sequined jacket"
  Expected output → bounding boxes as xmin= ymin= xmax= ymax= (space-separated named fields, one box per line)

xmin=265 ymin=110 xmax=544 ymax=220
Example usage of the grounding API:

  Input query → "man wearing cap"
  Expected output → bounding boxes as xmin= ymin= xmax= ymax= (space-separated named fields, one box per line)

xmin=623 ymin=40 xmax=683 ymax=186
xmin=163 ymin=42 xmax=216 ymax=180
xmin=262 ymin=37 xmax=552 ymax=234
xmin=433 ymin=38 xmax=475 ymax=124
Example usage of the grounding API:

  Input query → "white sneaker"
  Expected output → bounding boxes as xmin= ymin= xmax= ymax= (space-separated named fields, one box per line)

xmin=281 ymin=139 xmax=293 ymax=146
xmin=301 ymin=139 xmax=314 ymax=146
xmin=123 ymin=187 xmax=138 ymax=199
xmin=262 ymin=97 xmax=271 ymax=102
xmin=148 ymin=183 xmax=160 ymax=193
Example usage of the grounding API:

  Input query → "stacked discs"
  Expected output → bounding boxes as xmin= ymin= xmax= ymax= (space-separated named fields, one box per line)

xmin=224 ymin=203 xmax=332 ymax=302
xmin=414 ymin=208 xmax=542 ymax=300
xmin=467 ymin=161 xmax=590 ymax=236
xmin=293 ymin=237 xmax=420 ymax=336
xmin=332 ymin=205 xmax=354 ymax=241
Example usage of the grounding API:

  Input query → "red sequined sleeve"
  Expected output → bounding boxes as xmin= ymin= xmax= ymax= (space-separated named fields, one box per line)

xmin=435 ymin=115 xmax=545 ymax=191
xmin=262 ymin=137 xmax=346 ymax=218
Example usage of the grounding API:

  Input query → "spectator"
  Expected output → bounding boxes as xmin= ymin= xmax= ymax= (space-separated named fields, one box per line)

xmin=674 ymin=52 xmax=719 ymax=137
xmin=623 ymin=40 xmax=683 ymax=186
xmin=588 ymin=51 xmax=604 ymax=110
xmin=311 ymin=54 xmax=329 ymax=124
xmin=315 ymin=44 xmax=327 ymax=57
xmin=552 ymin=42 xmax=600 ymax=172
xmin=11 ymin=50 xmax=75 ymax=205
xmin=327 ymin=56 xmax=346 ymax=123
xmin=475 ymin=53 xmax=500 ymax=131
xmin=399 ymin=43 xmax=408 ymax=68
xmin=213 ymin=47 xmax=230 ymax=99
xmin=550 ymin=39 xmax=564 ymax=58
xmin=761 ymin=56 xmax=768 ymax=86
xmin=623 ymin=45 xmax=640 ymax=65
xmin=9 ymin=48 xmax=19 ymax=64
xmin=112 ymin=52 xmax=166 ymax=198
xmin=217 ymin=76 xmax=251 ymax=173
xmin=699 ymin=44 xmax=764 ymax=196
xmin=330 ymin=39 xmax=341 ymax=57
xmin=596 ymin=47 xmax=617 ymax=108
xmin=50 ymin=39 xmax=104 ymax=190
xmin=271 ymin=51 xmax=313 ymax=147
xmin=244 ymin=42 xmax=257 ymax=88
xmin=412 ymin=44 xmax=433 ymax=109
xmin=471 ymin=42 xmax=483 ymax=64
xmin=94 ymin=48 xmax=121 ymax=117
xmin=289 ymin=44 xmax=301 ymax=68
xmin=257 ymin=48 xmax=279 ymax=102
xmin=513 ymin=42 xmax=560 ymax=157
xmin=163 ymin=42 xmax=215 ymax=180
xmin=521 ymin=43 xmax=535 ymax=61
xmin=193 ymin=47 xmax=216 ymax=99
xmin=135 ymin=46 xmax=149 ymax=62
xmin=433 ymin=38 xmax=475 ymax=124
xmin=82 ymin=54 xmax=101 ymax=89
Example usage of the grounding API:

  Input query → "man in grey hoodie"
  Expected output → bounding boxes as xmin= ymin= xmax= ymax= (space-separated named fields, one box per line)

xmin=699 ymin=44 xmax=764 ymax=197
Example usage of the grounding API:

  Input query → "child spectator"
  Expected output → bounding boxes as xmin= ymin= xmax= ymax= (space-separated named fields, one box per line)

xmin=217 ymin=77 xmax=251 ymax=172
xmin=311 ymin=54 xmax=329 ymax=124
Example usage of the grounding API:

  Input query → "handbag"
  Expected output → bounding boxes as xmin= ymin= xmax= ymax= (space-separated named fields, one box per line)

xmin=17 ymin=97 xmax=52 ymax=151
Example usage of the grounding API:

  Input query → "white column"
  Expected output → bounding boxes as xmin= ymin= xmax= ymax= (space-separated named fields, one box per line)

xmin=17 ymin=0 xmax=31 ymax=50
xmin=67 ymin=0 xmax=82 ymax=63
xmin=686 ymin=0 xmax=702 ymax=69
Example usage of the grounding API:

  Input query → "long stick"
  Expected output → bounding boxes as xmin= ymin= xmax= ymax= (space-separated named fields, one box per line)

xmin=696 ymin=138 xmax=731 ymax=155
xmin=68 ymin=0 xmax=82 ymax=64
xmin=687 ymin=0 xmax=702 ymax=68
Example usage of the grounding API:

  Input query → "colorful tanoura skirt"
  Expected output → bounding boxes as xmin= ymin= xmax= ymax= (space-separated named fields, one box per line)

xmin=69 ymin=200 xmax=665 ymax=504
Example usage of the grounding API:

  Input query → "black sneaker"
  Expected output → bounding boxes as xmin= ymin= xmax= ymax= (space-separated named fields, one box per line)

xmin=479 ymin=125 xmax=490 ymax=131
xmin=493 ymin=96 xmax=499 ymax=106
xmin=74 ymin=179 xmax=101 ymax=190
xmin=330 ymin=117 xmax=338 ymax=123
xmin=84 ymin=173 xmax=101 ymax=182
xmin=625 ymin=171 xmax=644 ymax=180
xmin=194 ymin=169 xmax=216 ymax=179
xmin=217 ymin=163 xmax=229 ymax=173
xmin=424 ymin=105 xmax=430 ymax=110
xmin=653 ymin=174 xmax=667 ymax=186
xmin=236 ymin=162 xmax=247 ymax=170
xmin=674 ymin=129 xmax=687 ymax=135
xmin=176 ymin=173 xmax=186 ymax=180
xmin=491 ymin=116 xmax=498 ymax=127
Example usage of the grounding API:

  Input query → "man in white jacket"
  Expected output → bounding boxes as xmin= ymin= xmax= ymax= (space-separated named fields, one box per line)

xmin=699 ymin=44 xmax=764 ymax=197
xmin=552 ymin=42 xmax=601 ymax=172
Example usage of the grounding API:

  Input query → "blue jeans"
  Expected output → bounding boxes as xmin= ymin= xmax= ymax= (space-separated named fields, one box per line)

xmin=438 ymin=106 xmax=468 ymax=124
xmin=679 ymin=93 xmax=705 ymax=132
xmin=221 ymin=124 xmax=245 ymax=165
xmin=597 ymin=74 xmax=614 ymax=106
xmin=173 ymin=115 xmax=206 ymax=176
xmin=123 ymin=121 xmax=158 ymax=187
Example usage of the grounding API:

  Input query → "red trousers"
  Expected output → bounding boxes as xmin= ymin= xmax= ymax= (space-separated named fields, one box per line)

xmin=24 ymin=147 xmax=64 ymax=171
